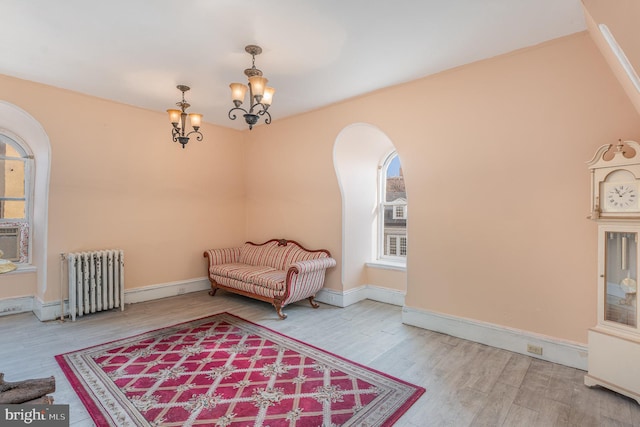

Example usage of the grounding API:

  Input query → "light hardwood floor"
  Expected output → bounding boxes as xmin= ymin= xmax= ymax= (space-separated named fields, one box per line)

xmin=1 ymin=290 xmax=639 ymax=426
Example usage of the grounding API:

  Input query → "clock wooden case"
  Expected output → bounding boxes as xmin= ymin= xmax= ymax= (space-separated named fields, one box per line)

xmin=585 ymin=139 xmax=640 ymax=404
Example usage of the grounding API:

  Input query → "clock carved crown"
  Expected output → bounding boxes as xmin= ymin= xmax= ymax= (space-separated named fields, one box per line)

xmin=588 ymin=140 xmax=640 ymax=220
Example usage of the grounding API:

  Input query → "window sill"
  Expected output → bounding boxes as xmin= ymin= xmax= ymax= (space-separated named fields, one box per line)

xmin=366 ymin=261 xmax=406 ymax=272
xmin=2 ymin=264 xmax=36 ymax=275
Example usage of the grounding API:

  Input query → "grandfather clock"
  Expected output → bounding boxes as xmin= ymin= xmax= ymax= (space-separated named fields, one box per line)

xmin=585 ymin=140 xmax=640 ymax=404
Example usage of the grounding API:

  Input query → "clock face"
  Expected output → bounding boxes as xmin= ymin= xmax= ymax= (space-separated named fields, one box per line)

xmin=605 ymin=183 xmax=638 ymax=211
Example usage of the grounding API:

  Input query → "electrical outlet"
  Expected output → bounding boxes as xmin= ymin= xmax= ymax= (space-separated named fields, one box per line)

xmin=527 ymin=344 xmax=543 ymax=355
xmin=177 ymin=287 xmax=186 ymax=295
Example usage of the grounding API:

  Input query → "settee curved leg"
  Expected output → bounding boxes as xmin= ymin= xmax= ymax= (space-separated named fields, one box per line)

xmin=308 ymin=296 xmax=320 ymax=309
xmin=273 ymin=301 xmax=288 ymax=320
xmin=209 ymin=284 xmax=218 ymax=297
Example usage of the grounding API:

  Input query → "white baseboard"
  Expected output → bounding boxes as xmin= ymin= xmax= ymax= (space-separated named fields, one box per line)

xmin=315 ymin=286 xmax=362 ymax=307
xmin=315 ymin=285 xmax=405 ymax=307
xmin=26 ymin=277 xmax=211 ymax=322
xmin=124 ymin=277 xmax=210 ymax=304
xmin=402 ymin=306 xmax=588 ymax=370
xmin=315 ymin=287 xmax=588 ymax=370
xmin=0 ymin=296 xmax=33 ymax=317
xmin=366 ymin=286 xmax=406 ymax=306
xmin=32 ymin=296 xmax=64 ymax=321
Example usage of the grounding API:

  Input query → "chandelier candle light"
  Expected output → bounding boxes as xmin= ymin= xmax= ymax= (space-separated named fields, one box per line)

xmin=166 ymin=85 xmax=203 ymax=148
xmin=228 ymin=45 xmax=275 ymax=130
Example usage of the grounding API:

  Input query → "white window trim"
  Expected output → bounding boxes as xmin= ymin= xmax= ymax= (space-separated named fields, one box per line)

xmin=366 ymin=260 xmax=407 ymax=271
xmin=3 ymin=264 xmax=37 ymax=274
xmin=0 ymin=134 xmax=33 ymax=265
xmin=0 ymin=101 xmax=51 ymax=294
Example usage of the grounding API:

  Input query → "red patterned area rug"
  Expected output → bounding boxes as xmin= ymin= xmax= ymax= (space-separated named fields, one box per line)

xmin=56 ymin=312 xmax=425 ymax=426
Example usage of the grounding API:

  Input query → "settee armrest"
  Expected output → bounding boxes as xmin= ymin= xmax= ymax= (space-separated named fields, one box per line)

xmin=203 ymin=247 xmax=241 ymax=267
xmin=288 ymin=257 xmax=337 ymax=274
xmin=283 ymin=257 xmax=336 ymax=307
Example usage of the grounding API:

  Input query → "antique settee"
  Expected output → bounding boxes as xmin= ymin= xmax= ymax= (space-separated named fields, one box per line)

xmin=203 ymin=239 xmax=336 ymax=319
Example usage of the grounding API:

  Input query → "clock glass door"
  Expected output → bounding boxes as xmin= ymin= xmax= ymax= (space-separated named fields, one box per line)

xmin=604 ymin=231 xmax=638 ymax=327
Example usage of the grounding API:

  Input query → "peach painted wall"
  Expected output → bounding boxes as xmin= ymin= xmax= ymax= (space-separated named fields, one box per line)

xmin=244 ymin=32 xmax=640 ymax=344
xmin=0 ymin=75 xmax=247 ymax=303
xmin=365 ymin=266 xmax=406 ymax=292
xmin=0 ymin=271 xmax=36 ymax=299
xmin=582 ymin=1 xmax=640 ymax=115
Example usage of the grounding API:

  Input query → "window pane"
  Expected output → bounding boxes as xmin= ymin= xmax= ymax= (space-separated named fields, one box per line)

xmin=0 ymin=135 xmax=29 ymax=263
xmin=0 ymin=227 xmax=19 ymax=261
xmin=381 ymin=154 xmax=407 ymax=258
xmin=394 ymin=205 xmax=406 ymax=219
xmin=385 ymin=156 xmax=405 ymax=202
xmin=0 ymin=159 xmax=25 ymax=198
xmin=1 ymin=200 xmax=25 ymax=219
xmin=388 ymin=236 xmax=397 ymax=255
xmin=400 ymin=237 xmax=407 ymax=256
xmin=3 ymin=143 xmax=21 ymax=158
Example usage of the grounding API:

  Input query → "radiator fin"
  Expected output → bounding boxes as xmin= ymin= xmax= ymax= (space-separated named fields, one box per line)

xmin=67 ymin=249 xmax=124 ymax=321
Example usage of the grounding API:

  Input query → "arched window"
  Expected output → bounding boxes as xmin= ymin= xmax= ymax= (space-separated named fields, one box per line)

xmin=0 ymin=133 xmax=32 ymax=263
xmin=378 ymin=152 xmax=407 ymax=261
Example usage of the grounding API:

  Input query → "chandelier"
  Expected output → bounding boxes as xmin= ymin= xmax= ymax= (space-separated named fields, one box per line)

xmin=228 ymin=45 xmax=275 ymax=130
xmin=166 ymin=85 xmax=203 ymax=148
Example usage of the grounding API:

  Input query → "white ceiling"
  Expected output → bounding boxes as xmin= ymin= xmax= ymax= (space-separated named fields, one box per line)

xmin=2 ymin=0 xmax=586 ymax=130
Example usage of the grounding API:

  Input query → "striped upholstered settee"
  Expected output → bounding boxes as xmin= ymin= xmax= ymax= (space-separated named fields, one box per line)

xmin=203 ymin=239 xmax=336 ymax=319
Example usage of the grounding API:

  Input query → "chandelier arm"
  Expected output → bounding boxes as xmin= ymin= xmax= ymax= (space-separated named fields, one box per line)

xmin=262 ymin=110 xmax=272 ymax=125
xmin=171 ymin=127 xmax=181 ymax=142
xmin=255 ymin=103 xmax=269 ymax=115
xmin=186 ymin=130 xmax=203 ymax=142
xmin=255 ymin=103 xmax=271 ymax=125
xmin=228 ymin=106 xmax=249 ymax=121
